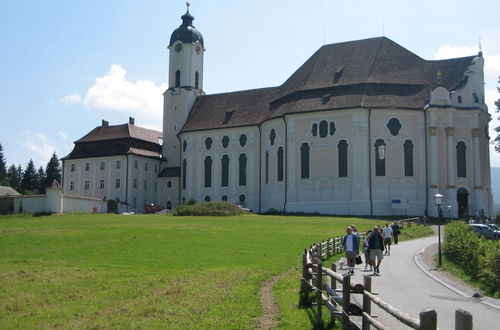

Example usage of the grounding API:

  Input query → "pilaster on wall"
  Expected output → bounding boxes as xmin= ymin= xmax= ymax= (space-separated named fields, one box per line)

xmin=471 ymin=128 xmax=484 ymax=214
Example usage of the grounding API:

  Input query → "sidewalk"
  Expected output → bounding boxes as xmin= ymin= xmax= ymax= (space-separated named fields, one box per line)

xmin=336 ymin=235 xmax=500 ymax=329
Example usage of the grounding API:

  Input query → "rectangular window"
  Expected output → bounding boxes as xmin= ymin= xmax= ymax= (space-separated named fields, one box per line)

xmin=144 ymin=180 xmax=148 ymax=190
xmin=116 ymin=160 xmax=121 ymax=169
xmin=277 ymin=147 xmax=284 ymax=181
xmin=403 ymin=140 xmax=414 ymax=177
xmin=134 ymin=160 xmax=138 ymax=169
xmin=70 ymin=181 xmax=74 ymax=191
xmin=375 ymin=140 xmax=386 ymax=177
xmin=100 ymin=180 xmax=104 ymax=189
xmin=84 ymin=180 xmax=90 ymax=190
xmin=100 ymin=161 xmax=105 ymax=170
xmin=133 ymin=178 xmax=137 ymax=188
xmin=85 ymin=163 xmax=90 ymax=171
xmin=70 ymin=164 xmax=75 ymax=172
xmin=115 ymin=179 xmax=120 ymax=188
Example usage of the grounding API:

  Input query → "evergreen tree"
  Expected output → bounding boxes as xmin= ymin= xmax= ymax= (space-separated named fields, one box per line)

xmin=21 ymin=159 xmax=37 ymax=193
xmin=45 ymin=152 xmax=61 ymax=187
xmin=0 ymin=143 xmax=7 ymax=185
xmin=494 ymin=76 xmax=500 ymax=151
xmin=7 ymin=164 xmax=23 ymax=191
xmin=36 ymin=166 xmax=46 ymax=194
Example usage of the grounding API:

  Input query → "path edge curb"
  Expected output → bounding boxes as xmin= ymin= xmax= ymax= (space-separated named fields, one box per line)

xmin=413 ymin=246 xmax=500 ymax=311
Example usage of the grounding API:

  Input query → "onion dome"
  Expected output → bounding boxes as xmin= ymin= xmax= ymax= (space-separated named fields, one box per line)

xmin=169 ymin=2 xmax=204 ymax=47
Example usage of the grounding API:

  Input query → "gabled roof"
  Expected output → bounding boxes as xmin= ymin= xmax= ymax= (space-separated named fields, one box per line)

xmin=0 ymin=186 xmax=21 ymax=197
xmin=181 ymin=37 xmax=476 ymax=133
xmin=76 ymin=123 xmax=162 ymax=144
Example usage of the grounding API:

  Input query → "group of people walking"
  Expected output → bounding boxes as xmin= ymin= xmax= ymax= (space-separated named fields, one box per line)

xmin=342 ymin=222 xmax=401 ymax=276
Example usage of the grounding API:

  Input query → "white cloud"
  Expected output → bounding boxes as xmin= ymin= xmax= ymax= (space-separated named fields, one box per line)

xmin=81 ymin=64 xmax=167 ymax=125
xmin=22 ymin=132 xmax=56 ymax=164
xmin=58 ymin=131 xmax=68 ymax=139
xmin=433 ymin=45 xmax=478 ymax=60
xmin=59 ymin=93 xmax=82 ymax=104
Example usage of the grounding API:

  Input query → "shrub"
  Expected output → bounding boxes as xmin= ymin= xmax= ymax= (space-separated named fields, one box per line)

xmin=443 ymin=221 xmax=500 ymax=295
xmin=171 ymin=201 xmax=247 ymax=216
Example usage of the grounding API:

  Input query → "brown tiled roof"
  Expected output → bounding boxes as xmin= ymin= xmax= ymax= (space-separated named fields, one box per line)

xmin=63 ymin=123 xmax=163 ymax=160
xmin=181 ymin=37 xmax=475 ymax=133
xmin=76 ymin=123 xmax=162 ymax=144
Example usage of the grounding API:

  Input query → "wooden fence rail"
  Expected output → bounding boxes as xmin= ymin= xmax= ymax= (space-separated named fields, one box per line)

xmin=299 ymin=217 xmax=472 ymax=330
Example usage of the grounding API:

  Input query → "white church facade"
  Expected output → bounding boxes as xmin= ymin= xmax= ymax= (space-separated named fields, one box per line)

xmin=63 ymin=6 xmax=494 ymax=218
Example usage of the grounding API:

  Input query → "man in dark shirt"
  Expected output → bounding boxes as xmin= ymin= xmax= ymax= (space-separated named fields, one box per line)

xmin=368 ymin=226 xmax=384 ymax=275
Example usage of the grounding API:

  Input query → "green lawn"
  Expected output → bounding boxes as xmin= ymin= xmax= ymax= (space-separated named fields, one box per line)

xmin=0 ymin=213 xmax=431 ymax=329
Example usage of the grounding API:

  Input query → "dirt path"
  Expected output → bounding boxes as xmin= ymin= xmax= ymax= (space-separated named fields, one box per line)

xmin=254 ymin=268 xmax=294 ymax=330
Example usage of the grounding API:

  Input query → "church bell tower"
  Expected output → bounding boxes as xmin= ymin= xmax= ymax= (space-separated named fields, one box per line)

xmin=162 ymin=2 xmax=205 ymax=165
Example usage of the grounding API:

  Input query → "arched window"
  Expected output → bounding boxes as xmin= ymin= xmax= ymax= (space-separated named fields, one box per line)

xmin=270 ymin=129 xmax=276 ymax=146
xmin=222 ymin=136 xmax=229 ymax=148
xmin=195 ymin=71 xmax=199 ymax=89
xmin=204 ymin=196 xmax=210 ymax=202
xmin=183 ymin=140 xmax=187 ymax=152
xmin=277 ymin=147 xmax=284 ymax=181
xmin=204 ymin=156 xmax=212 ymax=188
xmin=312 ymin=123 xmax=318 ymax=137
xmin=221 ymin=155 xmax=229 ymax=187
xmin=239 ymin=153 xmax=247 ymax=186
xmin=222 ymin=195 xmax=228 ymax=202
xmin=338 ymin=140 xmax=348 ymax=177
xmin=403 ymin=140 xmax=414 ymax=177
xmin=319 ymin=120 xmax=328 ymax=138
xmin=375 ymin=139 xmax=386 ymax=176
xmin=265 ymin=151 xmax=269 ymax=184
xmin=166 ymin=201 xmax=172 ymax=210
xmin=456 ymin=142 xmax=467 ymax=177
xmin=182 ymin=159 xmax=187 ymax=189
xmin=175 ymin=70 xmax=181 ymax=88
xmin=300 ymin=143 xmax=310 ymax=179
xmin=239 ymin=194 xmax=246 ymax=206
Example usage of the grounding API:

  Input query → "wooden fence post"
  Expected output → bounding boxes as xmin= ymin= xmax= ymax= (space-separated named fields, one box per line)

xmin=299 ymin=249 xmax=310 ymax=307
xmin=342 ymin=275 xmax=351 ymax=330
xmin=316 ymin=262 xmax=323 ymax=327
xmin=419 ymin=308 xmax=437 ymax=330
xmin=331 ymin=263 xmax=337 ymax=291
xmin=362 ymin=276 xmax=371 ymax=330
xmin=455 ymin=309 xmax=472 ymax=330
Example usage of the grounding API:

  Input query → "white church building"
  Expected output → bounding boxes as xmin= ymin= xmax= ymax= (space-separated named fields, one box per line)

xmin=62 ymin=5 xmax=494 ymax=218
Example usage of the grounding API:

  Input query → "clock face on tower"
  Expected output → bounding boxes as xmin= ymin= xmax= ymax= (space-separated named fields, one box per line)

xmin=174 ymin=43 xmax=183 ymax=53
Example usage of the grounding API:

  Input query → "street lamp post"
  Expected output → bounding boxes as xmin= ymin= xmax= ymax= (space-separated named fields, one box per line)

xmin=434 ymin=193 xmax=443 ymax=267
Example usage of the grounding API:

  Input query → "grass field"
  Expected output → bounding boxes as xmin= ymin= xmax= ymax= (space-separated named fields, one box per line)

xmin=0 ymin=213 xmax=432 ymax=329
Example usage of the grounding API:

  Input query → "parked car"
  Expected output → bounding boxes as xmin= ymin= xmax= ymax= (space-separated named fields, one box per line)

xmin=468 ymin=224 xmax=499 ymax=239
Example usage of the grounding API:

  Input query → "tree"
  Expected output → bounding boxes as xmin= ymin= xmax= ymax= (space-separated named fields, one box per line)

xmin=45 ymin=152 xmax=61 ymax=188
xmin=0 ymin=144 xmax=7 ymax=185
xmin=494 ymin=76 xmax=500 ymax=151
xmin=36 ymin=166 xmax=46 ymax=194
xmin=21 ymin=159 xmax=37 ymax=193
xmin=7 ymin=164 xmax=22 ymax=191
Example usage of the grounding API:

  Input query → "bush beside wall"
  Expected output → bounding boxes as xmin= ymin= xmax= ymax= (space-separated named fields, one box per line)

xmin=171 ymin=201 xmax=246 ymax=216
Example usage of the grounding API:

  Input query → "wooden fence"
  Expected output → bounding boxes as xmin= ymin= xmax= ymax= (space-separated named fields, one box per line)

xmin=299 ymin=219 xmax=473 ymax=330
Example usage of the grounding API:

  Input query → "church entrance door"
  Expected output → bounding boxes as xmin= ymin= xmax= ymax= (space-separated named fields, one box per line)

xmin=107 ymin=200 xmax=118 ymax=213
xmin=457 ymin=188 xmax=468 ymax=219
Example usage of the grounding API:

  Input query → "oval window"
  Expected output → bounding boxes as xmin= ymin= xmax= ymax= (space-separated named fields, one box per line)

xmin=205 ymin=137 xmax=213 ymax=150
xmin=239 ymin=134 xmax=247 ymax=147
xmin=319 ymin=120 xmax=328 ymax=138
xmin=270 ymin=129 xmax=276 ymax=146
xmin=387 ymin=118 xmax=402 ymax=136
xmin=222 ymin=136 xmax=229 ymax=148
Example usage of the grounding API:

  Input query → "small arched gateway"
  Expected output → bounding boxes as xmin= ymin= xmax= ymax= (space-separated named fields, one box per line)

xmin=457 ymin=188 xmax=469 ymax=219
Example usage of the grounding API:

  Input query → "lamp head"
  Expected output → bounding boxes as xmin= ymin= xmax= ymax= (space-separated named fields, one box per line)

xmin=434 ymin=193 xmax=443 ymax=206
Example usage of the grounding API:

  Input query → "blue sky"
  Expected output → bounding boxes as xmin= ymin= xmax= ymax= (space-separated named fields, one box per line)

xmin=1 ymin=0 xmax=499 ymax=169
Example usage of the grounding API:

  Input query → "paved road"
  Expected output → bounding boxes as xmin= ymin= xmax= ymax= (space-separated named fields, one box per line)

xmin=343 ymin=235 xmax=500 ymax=329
